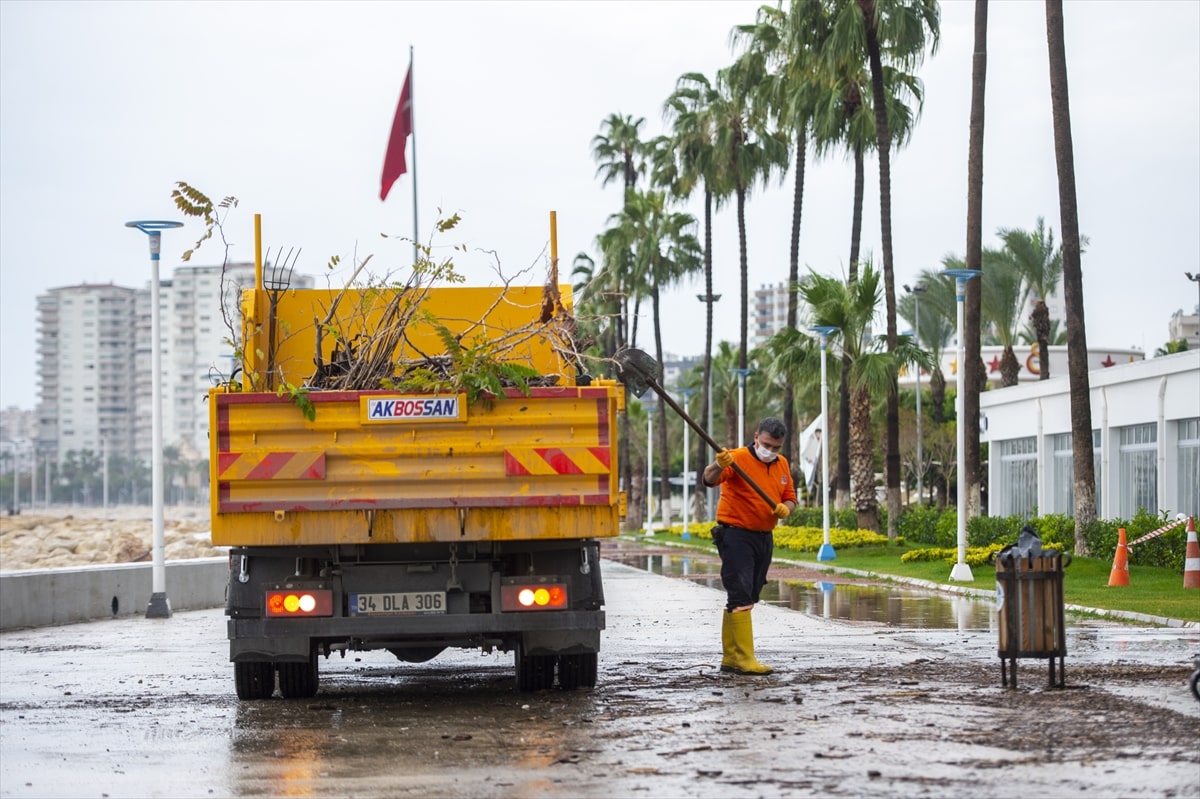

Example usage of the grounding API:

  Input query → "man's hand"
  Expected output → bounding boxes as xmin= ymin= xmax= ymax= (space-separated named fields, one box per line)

xmin=773 ymin=503 xmax=791 ymax=520
xmin=716 ymin=449 xmax=734 ymax=469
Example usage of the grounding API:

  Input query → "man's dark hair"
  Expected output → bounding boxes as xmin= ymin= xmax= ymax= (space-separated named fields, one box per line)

xmin=756 ymin=417 xmax=786 ymax=440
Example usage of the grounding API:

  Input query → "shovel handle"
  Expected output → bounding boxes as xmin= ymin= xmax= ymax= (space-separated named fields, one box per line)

xmin=645 ymin=377 xmax=779 ymax=513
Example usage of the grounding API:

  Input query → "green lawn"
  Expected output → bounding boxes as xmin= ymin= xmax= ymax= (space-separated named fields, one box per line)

xmin=626 ymin=532 xmax=1200 ymax=624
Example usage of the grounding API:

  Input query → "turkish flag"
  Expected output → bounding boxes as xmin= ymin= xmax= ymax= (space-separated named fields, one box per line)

xmin=380 ymin=64 xmax=413 ymax=201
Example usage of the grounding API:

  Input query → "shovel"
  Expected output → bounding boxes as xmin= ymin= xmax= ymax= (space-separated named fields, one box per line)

xmin=615 ymin=348 xmax=779 ymax=514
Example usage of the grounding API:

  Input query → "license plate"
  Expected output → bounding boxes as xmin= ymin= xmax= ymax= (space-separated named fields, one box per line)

xmin=348 ymin=592 xmax=446 ymax=616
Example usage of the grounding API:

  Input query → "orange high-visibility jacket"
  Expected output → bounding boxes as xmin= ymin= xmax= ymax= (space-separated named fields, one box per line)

xmin=709 ymin=447 xmax=796 ymax=533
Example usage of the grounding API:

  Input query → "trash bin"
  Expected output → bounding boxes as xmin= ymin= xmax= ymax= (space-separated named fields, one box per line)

xmin=995 ymin=525 xmax=1067 ymax=688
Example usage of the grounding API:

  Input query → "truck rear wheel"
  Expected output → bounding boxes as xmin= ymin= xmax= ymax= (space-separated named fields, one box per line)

xmin=278 ymin=653 xmax=319 ymax=699
xmin=557 ymin=653 xmax=598 ymax=690
xmin=234 ymin=661 xmax=275 ymax=700
xmin=515 ymin=645 xmax=556 ymax=692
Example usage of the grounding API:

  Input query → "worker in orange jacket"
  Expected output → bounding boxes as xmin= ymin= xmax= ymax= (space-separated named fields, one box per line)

xmin=701 ymin=417 xmax=796 ymax=675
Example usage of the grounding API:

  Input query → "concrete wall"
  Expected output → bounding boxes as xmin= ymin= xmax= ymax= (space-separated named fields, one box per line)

xmin=0 ymin=558 xmax=227 ymax=631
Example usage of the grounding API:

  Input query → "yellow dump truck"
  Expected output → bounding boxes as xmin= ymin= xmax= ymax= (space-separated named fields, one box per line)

xmin=210 ymin=223 xmax=623 ymax=699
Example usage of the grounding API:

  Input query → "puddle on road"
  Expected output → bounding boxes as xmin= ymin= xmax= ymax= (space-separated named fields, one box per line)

xmin=608 ymin=551 xmax=997 ymax=630
xmin=607 ymin=551 xmax=1200 ymax=663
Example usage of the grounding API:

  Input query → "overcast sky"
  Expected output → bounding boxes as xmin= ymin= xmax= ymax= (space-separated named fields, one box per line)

xmin=1 ymin=0 xmax=1197 ymax=411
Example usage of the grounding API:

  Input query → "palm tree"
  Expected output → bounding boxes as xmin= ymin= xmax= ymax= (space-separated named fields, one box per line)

xmin=708 ymin=341 xmax=744 ymax=447
xmin=910 ymin=268 xmax=957 ymax=428
xmin=799 ymin=263 xmax=911 ymax=531
xmin=899 ymin=275 xmax=954 ymax=504
xmin=845 ymin=0 xmax=940 ymax=539
xmin=1046 ymin=0 xmax=1096 ymax=555
xmin=662 ymin=73 xmax=726 ymax=515
xmin=825 ymin=0 xmax=926 ymax=525
xmin=592 ymin=113 xmax=647 ymax=199
xmin=963 ymin=0 xmax=988 ymax=522
xmin=569 ymin=252 xmax=621 ymax=366
xmin=1155 ymin=339 xmax=1191 ymax=356
xmin=622 ymin=189 xmax=703 ymax=522
xmin=711 ymin=60 xmax=790 ymax=376
xmin=996 ymin=217 xmax=1067 ymax=380
xmin=592 ymin=114 xmax=649 ymax=507
xmin=731 ymin=1 xmax=828 ymax=469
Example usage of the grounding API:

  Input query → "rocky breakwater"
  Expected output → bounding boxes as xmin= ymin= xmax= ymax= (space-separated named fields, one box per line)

xmin=0 ymin=506 xmax=226 ymax=571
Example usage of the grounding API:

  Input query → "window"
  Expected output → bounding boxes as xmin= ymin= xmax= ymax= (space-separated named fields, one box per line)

xmin=1118 ymin=423 xmax=1157 ymax=516
xmin=996 ymin=437 xmax=1038 ymax=518
xmin=1051 ymin=430 xmax=1102 ymax=515
xmin=1178 ymin=418 xmax=1199 ymax=519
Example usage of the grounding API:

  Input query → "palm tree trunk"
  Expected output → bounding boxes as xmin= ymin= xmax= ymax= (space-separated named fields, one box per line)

xmin=737 ymin=183 xmax=749 ymax=373
xmin=1033 ymin=300 xmax=1051 ymax=379
xmin=784 ymin=130 xmax=808 ymax=467
xmin=930 ymin=368 xmax=946 ymax=425
xmin=1000 ymin=346 xmax=1020 ymax=387
xmin=699 ymin=186 xmax=714 ymax=519
xmin=837 ymin=144 xmax=865 ymax=511
xmin=857 ymin=0 xmax=901 ymax=539
xmin=652 ymin=287 xmax=671 ymax=525
xmin=849 ymin=386 xmax=878 ymax=532
xmin=1046 ymin=0 xmax=1096 ymax=554
xmin=964 ymin=0 xmax=988 ymax=521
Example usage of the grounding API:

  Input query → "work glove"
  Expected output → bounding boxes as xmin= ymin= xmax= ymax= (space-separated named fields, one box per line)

xmin=716 ymin=449 xmax=734 ymax=469
xmin=773 ymin=503 xmax=791 ymax=520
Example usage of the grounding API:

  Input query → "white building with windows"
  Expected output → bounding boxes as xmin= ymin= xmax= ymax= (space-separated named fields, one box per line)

xmin=39 ymin=263 xmax=314 ymax=466
xmin=752 ymin=282 xmax=812 ymax=348
xmin=36 ymin=283 xmax=139 ymax=462
xmin=980 ymin=349 xmax=1199 ymax=521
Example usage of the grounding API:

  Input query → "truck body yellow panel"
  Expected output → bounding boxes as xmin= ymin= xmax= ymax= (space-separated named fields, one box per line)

xmin=209 ymin=385 xmax=621 ymax=546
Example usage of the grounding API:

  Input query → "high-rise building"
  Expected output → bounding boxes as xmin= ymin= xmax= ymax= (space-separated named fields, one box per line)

xmin=752 ymin=282 xmax=810 ymax=348
xmin=36 ymin=283 xmax=139 ymax=462
xmin=39 ymin=263 xmax=313 ymax=467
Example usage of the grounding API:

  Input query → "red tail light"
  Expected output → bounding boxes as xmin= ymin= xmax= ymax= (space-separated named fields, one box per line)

xmin=500 ymin=582 xmax=568 ymax=611
xmin=265 ymin=589 xmax=333 ymax=617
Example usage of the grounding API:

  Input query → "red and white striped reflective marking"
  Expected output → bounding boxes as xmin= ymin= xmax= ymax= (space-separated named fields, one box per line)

xmin=218 ymin=451 xmax=326 ymax=481
xmin=504 ymin=447 xmax=611 ymax=477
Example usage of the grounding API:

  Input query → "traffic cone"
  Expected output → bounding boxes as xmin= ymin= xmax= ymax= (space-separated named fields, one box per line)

xmin=1108 ymin=527 xmax=1130 ymax=587
xmin=1183 ymin=517 xmax=1200 ymax=590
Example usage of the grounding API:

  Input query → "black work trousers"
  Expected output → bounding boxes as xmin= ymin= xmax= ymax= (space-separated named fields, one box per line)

xmin=712 ymin=524 xmax=773 ymax=611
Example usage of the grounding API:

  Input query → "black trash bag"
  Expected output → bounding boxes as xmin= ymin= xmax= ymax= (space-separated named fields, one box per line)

xmin=998 ymin=524 xmax=1059 ymax=566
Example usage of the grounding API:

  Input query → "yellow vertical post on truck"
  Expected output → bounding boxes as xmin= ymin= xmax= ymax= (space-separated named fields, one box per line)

xmin=210 ymin=216 xmax=624 ymax=699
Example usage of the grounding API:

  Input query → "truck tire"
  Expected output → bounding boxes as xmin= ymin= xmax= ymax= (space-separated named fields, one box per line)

xmin=515 ymin=646 xmax=555 ymax=692
xmin=235 ymin=661 xmax=275 ymax=700
xmin=557 ymin=653 xmax=598 ymax=690
xmin=278 ymin=653 xmax=319 ymax=699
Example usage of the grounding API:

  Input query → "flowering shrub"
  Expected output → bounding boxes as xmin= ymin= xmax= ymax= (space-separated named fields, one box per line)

xmin=901 ymin=541 xmax=1067 ymax=568
xmin=649 ymin=524 xmax=887 ymax=553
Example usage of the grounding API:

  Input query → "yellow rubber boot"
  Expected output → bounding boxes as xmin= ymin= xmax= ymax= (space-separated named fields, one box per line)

xmin=722 ymin=610 xmax=774 ymax=675
xmin=720 ymin=610 xmax=738 ymax=671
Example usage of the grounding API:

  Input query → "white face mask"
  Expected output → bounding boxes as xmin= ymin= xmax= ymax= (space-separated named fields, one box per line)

xmin=754 ymin=444 xmax=778 ymax=463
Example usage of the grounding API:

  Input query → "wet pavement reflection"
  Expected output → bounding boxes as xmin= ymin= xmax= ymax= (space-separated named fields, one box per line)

xmin=604 ymin=549 xmax=1200 ymax=667
xmin=607 ymin=551 xmax=999 ymax=629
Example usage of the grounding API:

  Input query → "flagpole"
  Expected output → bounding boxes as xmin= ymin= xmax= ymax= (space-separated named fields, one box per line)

xmin=409 ymin=45 xmax=419 ymax=267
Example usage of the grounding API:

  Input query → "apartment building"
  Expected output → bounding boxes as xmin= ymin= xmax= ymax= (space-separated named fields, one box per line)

xmin=36 ymin=283 xmax=139 ymax=462
xmin=38 ymin=262 xmax=313 ymax=466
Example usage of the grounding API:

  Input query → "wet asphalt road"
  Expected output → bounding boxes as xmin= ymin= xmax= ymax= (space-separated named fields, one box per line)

xmin=1 ymin=560 xmax=1198 ymax=799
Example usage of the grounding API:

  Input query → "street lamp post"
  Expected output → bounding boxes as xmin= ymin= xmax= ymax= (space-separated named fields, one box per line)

xmin=944 ymin=268 xmax=981 ymax=582
xmin=730 ymin=368 xmax=755 ymax=448
xmin=644 ymin=393 xmax=657 ymax=535
xmin=904 ymin=284 xmax=928 ymax=503
xmin=810 ymin=326 xmax=839 ymax=561
xmin=677 ymin=387 xmax=697 ymax=540
xmin=126 ymin=220 xmax=183 ymax=619
xmin=1187 ymin=272 xmax=1200 ymax=337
